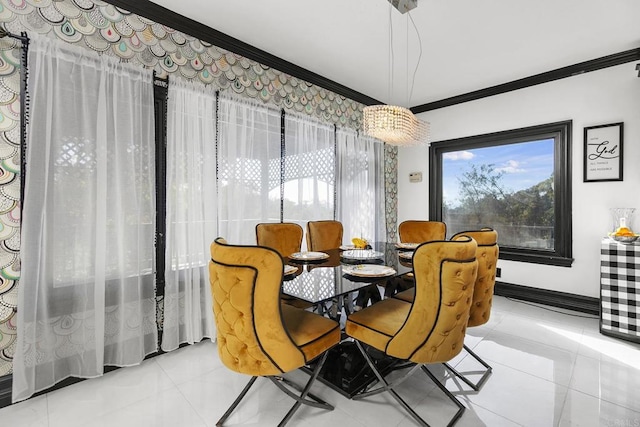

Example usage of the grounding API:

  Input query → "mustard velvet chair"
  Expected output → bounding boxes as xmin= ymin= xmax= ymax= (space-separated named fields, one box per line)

xmin=305 ymin=220 xmax=349 ymax=314
xmin=256 ymin=222 xmax=313 ymax=309
xmin=306 ymin=220 xmax=343 ymax=251
xmin=398 ymin=220 xmax=446 ymax=243
xmin=345 ymin=237 xmax=478 ymax=426
xmin=443 ymin=227 xmax=499 ymax=391
xmin=390 ymin=220 xmax=446 ymax=296
xmin=209 ymin=238 xmax=341 ymax=426
xmin=255 ymin=222 xmax=303 ymax=258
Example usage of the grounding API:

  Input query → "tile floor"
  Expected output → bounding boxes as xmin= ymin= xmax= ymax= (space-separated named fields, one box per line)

xmin=1 ymin=295 xmax=640 ymax=427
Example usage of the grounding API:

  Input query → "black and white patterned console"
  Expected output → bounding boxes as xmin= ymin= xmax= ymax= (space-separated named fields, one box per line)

xmin=600 ymin=238 xmax=640 ymax=343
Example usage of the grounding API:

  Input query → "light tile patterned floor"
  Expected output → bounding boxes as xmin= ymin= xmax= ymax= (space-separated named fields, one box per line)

xmin=1 ymin=296 xmax=639 ymax=426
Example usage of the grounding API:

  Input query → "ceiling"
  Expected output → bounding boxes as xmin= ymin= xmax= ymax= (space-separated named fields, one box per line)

xmin=146 ymin=0 xmax=640 ymax=109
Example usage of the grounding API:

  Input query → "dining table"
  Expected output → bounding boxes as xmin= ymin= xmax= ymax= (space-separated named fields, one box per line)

xmin=281 ymin=241 xmax=418 ymax=397
xmin=282 ymin=241 xmax=414 ymax=306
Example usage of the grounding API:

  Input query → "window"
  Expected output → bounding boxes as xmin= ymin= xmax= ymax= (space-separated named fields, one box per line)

xmin=283 ymin=114 xmax=336 ymax=227
xmin=217 ymin=95 xmax=282 ymax=244
xmin=429 ymin=121 xmax=573 ymax=266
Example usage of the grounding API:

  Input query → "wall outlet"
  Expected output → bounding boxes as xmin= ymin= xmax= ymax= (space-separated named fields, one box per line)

xmin=409 ymin=172 xmax=422 ymax=183
xmin=496 ymin=267 xmax=501 ymax=278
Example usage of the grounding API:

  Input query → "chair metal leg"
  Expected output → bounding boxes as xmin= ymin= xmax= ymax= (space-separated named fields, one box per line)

xmin=421 ymin=366 xmax=466 ymax=427
xmin=353 ymin=341 xmax=429 ymax=426
xmin=443 ymin=344 xmax=492 ymax=391
xmin=273 ymin=376 xmax=332 ymax=410
xmin=352 ymin=340 xmax=465 ymax=427
xmin=217 ymin=352 xmax=334 ymax=427
xmin=277 ymin=351 xmax=334 ymax=426
xmin=216 ymin=376 xmax=258 ymax=426
xmin=352 ymin=341 xmax=421 ymax=399
xmin=387 ymin=388 xmax=430 ymax=427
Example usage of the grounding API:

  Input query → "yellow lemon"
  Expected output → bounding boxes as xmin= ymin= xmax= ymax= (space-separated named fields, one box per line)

xmin=615 ymin=226 xmax=634 ymax=236
xmin=352 ymin=237 xmax=368 ymax=248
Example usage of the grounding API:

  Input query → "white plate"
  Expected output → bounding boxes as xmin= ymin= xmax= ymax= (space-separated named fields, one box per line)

xmin=284 ymin=265 xmax=298 ymax=275
xmin=289 ymin=251 xmax=329 ymax=261
xmin=343 ymin=264 xmax=396 ymax=278
xmin=341 ymin=249 xmax=384 ymax=260
xmin=339 ymin=244 xmax=357 ymax=250
xmin=398 ymin=251 xmax=414 ymax=260
xmin=395 ymin=242 xmax=419 ymax=250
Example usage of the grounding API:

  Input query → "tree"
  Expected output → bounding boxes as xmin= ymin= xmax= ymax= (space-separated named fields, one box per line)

xmin=505 ymin=176 xmax=554 ymax=226
xmin=445 ymin=164 xmax=554 ymax=247
xmin=455 ymin=163 xmax=508 ymax=223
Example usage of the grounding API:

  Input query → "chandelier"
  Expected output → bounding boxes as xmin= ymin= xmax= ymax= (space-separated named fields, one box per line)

xmin=362 ymin=1 xmax=430 ymax=146
xmin=363 ymin=105 xmax=429 ymax=146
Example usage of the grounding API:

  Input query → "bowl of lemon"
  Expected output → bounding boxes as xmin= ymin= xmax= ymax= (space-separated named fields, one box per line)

xmin=609 ymin=226 xmax=640 ymax=244
xmin=351 ymin=237 xmax=370 ymax=249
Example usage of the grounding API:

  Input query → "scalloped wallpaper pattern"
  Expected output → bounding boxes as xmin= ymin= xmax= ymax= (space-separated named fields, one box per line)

xmin=0 ymin=0 xmax=398 ymax=378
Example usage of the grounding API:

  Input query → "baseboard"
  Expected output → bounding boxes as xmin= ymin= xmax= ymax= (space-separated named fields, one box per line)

xmin=0 ymin=374 xmax=11 ymax=409
xmin=494 ymin=281 xmax=599 ymax=315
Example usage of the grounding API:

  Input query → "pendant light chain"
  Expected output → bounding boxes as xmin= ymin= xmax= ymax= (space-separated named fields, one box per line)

xmin=362 ymin=2 xmax=430 ymax=146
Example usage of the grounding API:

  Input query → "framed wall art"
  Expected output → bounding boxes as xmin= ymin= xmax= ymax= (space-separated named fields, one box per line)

xmin=583 ymin=122 xmax=623 ymax=182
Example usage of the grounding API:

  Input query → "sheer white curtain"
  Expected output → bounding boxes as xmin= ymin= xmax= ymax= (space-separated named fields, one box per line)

xmin=162 ymin=79 xmax=216 ymax=351
xmin=217 ymin=93 xmax=281 ymax=244
xmin=15 ymin=35 xmax=157 ymax=402
xmin=284 ymin=112 xmax=336 ymax=245
xmin=336 ymin=129 xmax=386 ymax=242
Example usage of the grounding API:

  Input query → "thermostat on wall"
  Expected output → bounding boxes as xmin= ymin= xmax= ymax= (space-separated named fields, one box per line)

xmin=409 ymin=172 xmax=422 ymax=183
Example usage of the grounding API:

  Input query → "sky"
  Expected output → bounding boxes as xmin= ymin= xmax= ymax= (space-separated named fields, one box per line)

xmin=442 ymin=138 xmax=554 ymax=207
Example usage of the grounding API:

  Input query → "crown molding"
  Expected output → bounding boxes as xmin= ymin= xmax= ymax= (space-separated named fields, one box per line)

xmin=102 ymin=2 xmax=639 ymax=113
xmin=102 ymin=0 xmax=381 ymax=106
xmin=412 ymin=47 xmax=640 ymax=113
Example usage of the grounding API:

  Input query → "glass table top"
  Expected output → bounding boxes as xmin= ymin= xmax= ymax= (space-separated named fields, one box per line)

xmin=281 ymin=242 xmax=413 ymax=304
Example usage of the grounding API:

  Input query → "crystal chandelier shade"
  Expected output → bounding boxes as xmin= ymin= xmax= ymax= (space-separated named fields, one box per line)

xmin=362 ymin=105 xmax=429 ymax=146
xmin=361 ymin=2 xmax=430 ymax=146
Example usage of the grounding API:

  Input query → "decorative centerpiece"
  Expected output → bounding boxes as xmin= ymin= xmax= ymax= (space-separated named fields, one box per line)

xmin=609 ymin=208 xmax=639 ymax=244
xmin=351 ymin=237 xmax=370 ymax=249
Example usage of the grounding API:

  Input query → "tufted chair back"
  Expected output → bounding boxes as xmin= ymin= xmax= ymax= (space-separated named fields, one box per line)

xmin=344 ymin=237 xmax=477 ymax=424
xmin=306 ymin=220 xmax=343 ymax=251
xmin=255 ymin=222 xmax=303 ymax=258
xmin=451 ymin=228 xmax=499 ymax=327
xmin=209 ymin=238 xmax=305 ymax=376
xmin=388 ymin=237 xmax=478 ymax=364
xmin=398 ymin=220 xmax=446 ymax=243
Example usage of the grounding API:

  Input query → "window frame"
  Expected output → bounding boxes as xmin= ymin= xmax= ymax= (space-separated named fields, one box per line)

xmin=429 ymin=120 xmax=573 ymax=267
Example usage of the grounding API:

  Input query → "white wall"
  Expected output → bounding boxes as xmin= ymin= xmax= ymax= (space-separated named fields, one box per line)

xmin=397 ymin=62 xmax=640 ymax=298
